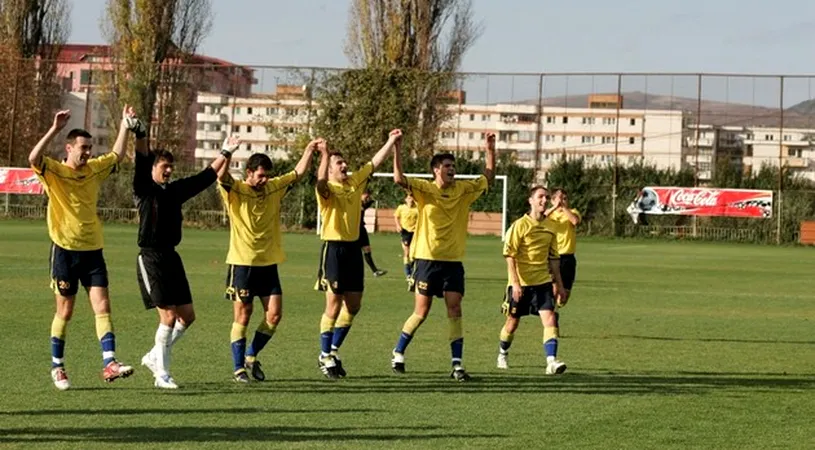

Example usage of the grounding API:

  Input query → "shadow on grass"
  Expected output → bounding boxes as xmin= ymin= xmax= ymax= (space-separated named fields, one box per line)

xmin=0 ymin=407 xmax=383 ymax=417
xmin=571 ymin=334 xmax=815 ymax=346
xmin=0 ymin=425 xmax=504 ymax=444
xmin=152 ymin=371 xmax=815 ymax=396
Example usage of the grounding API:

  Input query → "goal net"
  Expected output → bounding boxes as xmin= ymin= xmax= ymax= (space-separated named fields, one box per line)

xmin=315 ymin=172 xmax=509 ymax=241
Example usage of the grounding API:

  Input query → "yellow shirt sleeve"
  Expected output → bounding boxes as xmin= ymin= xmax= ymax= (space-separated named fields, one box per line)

xmin=86 ymin=152 xmax=119 ymax=181
xmin=462 ymin=175 xmax=489 ymax=204
xmin=502 ymin=221 xmax=522 ymax=258
xmin=349 ymin=162 xmax=374 ymax=188
xmin=267 ymin=170 xmax=298 ymax=195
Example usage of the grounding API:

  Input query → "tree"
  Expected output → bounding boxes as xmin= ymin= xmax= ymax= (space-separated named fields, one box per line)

xmin=0 ymin=0 xmax=70 ymax=165
xmin=101 ymin=0 xmax=212 ymax=157
xmin=313 ymin=0 xmax=481 ymax=163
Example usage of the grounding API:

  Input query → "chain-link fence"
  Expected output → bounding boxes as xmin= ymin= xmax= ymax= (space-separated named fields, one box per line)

xmin=3 ymin=58 xmax=815 ymax=243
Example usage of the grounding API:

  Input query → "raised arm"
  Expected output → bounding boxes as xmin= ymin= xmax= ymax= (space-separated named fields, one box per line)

xmin=484 ymin=132 xmax=496 ymax=184
xmin=112 ymin=105 xmax=134 ymax=163
xmin=560 ymin=207 xmax=581 ymax=226
xmin=392 ymin=132 xmax=408 ymax=188
xmin=29 ymin=110 xmax=70 ymax=169
xmin=295 ymin=138 xmax=321 ymax=181
xmin=217 ymin=135 xmax=240 ymax=183
xmin=123 ymin=105 xmax=148 ymax=156
xmin=315 ymin=139 xmax=330 ymax=199
xmin=371 ymin=129 xmax=402 ymax=169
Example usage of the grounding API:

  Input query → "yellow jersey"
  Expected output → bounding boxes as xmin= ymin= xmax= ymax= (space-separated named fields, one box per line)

xmin=503 ymin=214 xmax=560 ymax=286
xmin=408 ymin=175 xmax=488 ymax=262
xmin=219 ymin=170 xmax=298 ymax=266
xmin=32 ymin=152 xmax=119 ymax=251
xmin=545 ymin=208 xmax=581 ymax=255
xmin=317 ymin=162 xmax=374 ymax=241
xmin=394 ymin=204 xmax=418 ymax=233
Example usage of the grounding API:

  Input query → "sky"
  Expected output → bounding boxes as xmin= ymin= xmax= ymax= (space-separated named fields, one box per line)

xmin=70 ymin=0 xmax=815 ymax=107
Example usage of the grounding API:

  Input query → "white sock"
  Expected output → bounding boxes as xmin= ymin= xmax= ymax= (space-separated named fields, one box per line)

xmin=546 ymin=355 xmax=556 ymax=364
xmin=171 ymin=321 xmax=187 ymax=347
xmin=154 ymin=324 xmax=173 ymax=377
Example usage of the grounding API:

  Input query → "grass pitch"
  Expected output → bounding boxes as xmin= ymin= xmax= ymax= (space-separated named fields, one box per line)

xmin=1 ymin=219 xmax=814 ymax=449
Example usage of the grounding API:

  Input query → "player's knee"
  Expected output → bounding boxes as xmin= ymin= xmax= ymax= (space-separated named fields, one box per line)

xmin=267 ymin=311 xmax=282 ymax=326
xmin=179 ymin=310 xmax=196 ymax=326
xmin=504 ymin=317 xmax=519 ymax=333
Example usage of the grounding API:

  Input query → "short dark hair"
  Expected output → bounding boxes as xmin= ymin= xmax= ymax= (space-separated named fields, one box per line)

xmin=152 ymin=149 xmax=174 ymax=164
xmin=528 ymin=185 xmax=547 ymax=197
xmin=430 ymin=153 xmax=455 ymax=170
xmin=246 ymin=153 xmax=272 ymax=172
xmin=329 ymin=151 xmax=344 ymax=159
xmin=552 ymin=188 xmax=567 ymax=196
xmin=66 ymin=129 xmax=92 ymax=143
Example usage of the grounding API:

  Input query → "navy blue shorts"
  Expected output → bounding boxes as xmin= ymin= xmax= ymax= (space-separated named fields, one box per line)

xmin=225 ymin=264 xmax=282 ymax=303
xmin=49 ymin=244 xmax=108 ymax=297
xmin=501 ymin=283 xmax=555 ymax=318
xmin=315 ymin=241 xmax=364 ymax=294
xmin=408 ymin=259 xmax=465 ymax=298
xmin=559 ymin=254 xmax=577 ymax=290
xmin=400 ymin=230 xmax=414 ymax=246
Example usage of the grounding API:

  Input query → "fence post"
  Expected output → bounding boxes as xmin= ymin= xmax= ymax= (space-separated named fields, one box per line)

xmin=611 ymin=74 xmax=622 ymax=236
xmin=534 ymin=74 xmax=544 ymax=179
xmin=692 ymin=74 xmax=703 ymax=238
xmin=777 ymin=75 xmax=785 ymax=245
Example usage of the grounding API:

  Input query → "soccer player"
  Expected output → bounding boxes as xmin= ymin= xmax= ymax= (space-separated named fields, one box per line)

xmin=390 ymin=133 xmax=496 ymax=382
xmin=496 ymin=186 xmax=568 ymax=374
xmin=315 ymin=130 xmax=402 ymax=379
xmin=544 ymin=188 xmax=581 ymax=330
xmin=358 ymin=191 xmax=387 ymax=277
xmin=29 ymin=107 xmax=133 ymax=390
xmin=393 ymin=193 xmax=418 ymax=278
xmin=128 ymin=109 xmax=238 ymax=389
xmin=219 ymin=139 xmax=317 ymax=383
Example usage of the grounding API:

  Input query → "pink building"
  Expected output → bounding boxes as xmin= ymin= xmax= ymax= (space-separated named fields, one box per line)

xmin=54 ymin=44 xmax=256 ymax=163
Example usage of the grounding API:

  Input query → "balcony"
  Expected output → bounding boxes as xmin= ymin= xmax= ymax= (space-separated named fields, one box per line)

xmin=784 ymin=157 xmax=809 ymax=168
xmin=196 ymin=112 xmax=227 ymax=123
xmin=196 ymin=130 xmax=226 ymax=141
xmin=685 ymin=137 xmax=714 ymax=147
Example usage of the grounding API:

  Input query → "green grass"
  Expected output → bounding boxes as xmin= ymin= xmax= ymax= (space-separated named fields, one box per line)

xmin=1 ymin=219 xmax=814 ymax=449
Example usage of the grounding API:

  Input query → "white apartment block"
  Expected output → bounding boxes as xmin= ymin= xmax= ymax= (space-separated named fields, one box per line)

xmin=194 ymin=86 xmax=313 ymax=175
xmin=687 ymin=124 xmax=815 ymax=182
xmin=437 ymin=94 xmax=687 ymax=181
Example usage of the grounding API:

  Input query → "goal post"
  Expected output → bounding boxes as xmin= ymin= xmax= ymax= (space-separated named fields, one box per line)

xmin=315 ymin=172 xmax=509 ymax=241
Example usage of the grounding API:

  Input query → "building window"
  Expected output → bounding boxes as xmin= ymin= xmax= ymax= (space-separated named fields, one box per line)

xmin=562 ymin=136 xmax=567 ymax=142
xmin=629 ymin=137 xmax=636 ymax=144
xmin=480 ymin=132 xmax=486 ymax=139
xmin=783 ymin=135 xmax=792 ymax=141
xmin=581 ymin=117 xmax=596 ymax=125
xmin=765 ymin=134 xmax=774 ymax=141
xmin=246 ymin=125 xmax=252 ymax=133
xmin=468 ymin=132 xmax=474 ymax=139
xmin=469 ymin=114 xmax=475 ymax=121
xmin=581 ymin=136 xmax=595 ymax=144
xmin=546 ymin=116 xmax=554 ymax=124
xmin=602 ymin=117 xmax=616 ymax=125
xmin=265 ymin=144 xmax=271 ymax=152
xmin=440 ymin=131 xmax=455 ymax=139
xmin=562 ymin=116 xmax=568 ymax=124
xmin=232 ymin=125 xmax=239 ymax=133
xmin=630 ymin=118 xmax=636 ymax=126
xmin=481 ymin=114 xmax=489 ymax=121
xmin=247 ymin=107 xmax=253 ymax=115
xmin=245 ymin=143 xmax=252 ymax=151
xmin=235 ymin=107 xmax=241 ymax=114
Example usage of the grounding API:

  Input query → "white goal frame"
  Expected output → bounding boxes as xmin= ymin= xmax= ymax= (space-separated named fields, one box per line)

xmin=315 ymin=172 xmax=509 ymax=241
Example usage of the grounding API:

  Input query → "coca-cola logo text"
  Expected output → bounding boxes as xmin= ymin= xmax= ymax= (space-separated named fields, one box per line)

xmin=668 ymin=189 xmax=721 ymax=207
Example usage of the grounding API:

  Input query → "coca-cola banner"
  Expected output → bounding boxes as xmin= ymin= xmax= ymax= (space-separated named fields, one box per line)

xmin=0 ymin=167 xmax=43 ymax=194
xmin=626 ymin=187 xmax=773 ymax=223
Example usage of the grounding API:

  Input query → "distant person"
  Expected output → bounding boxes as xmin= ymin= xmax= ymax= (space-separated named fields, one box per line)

xmin=358 ymin=191 xmax=387 ymax=277
xmin=393 ymin=193 xmax=418 ymax=279
xmin=544 ymin=188 xmax=581 ymax=333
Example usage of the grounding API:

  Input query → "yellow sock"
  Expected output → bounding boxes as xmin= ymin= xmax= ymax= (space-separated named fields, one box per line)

xmin=544 ymin=326 xmax=559 ymax=342
xmin=94 ymin=313 xmax=113 ymax=340
xmin=448 ymin=317 xmax=463 ymax=342
xmin=256 ymin=320 xmax=277 ymax=336
xmin=336 ymin=307 xmax=356 ymax=328
xmin=402 ymin=256 xmax=410 ymax=265
xmin=499 ymin=326 xmax=514 ymax=344
xmin=401 ymin=313 xmax=425 ymax=335
xmin=320 ymin=314 xmax=336 ymax=334
xmin=51 ymin=315 xmax=67 ymax=339
xmin=230 ymin=322 xmax=247 ymax=343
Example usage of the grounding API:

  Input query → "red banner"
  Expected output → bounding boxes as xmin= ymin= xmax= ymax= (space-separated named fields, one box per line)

xmin=627 ymin=187 xmax=773 ymax=221
xmin=0 ymin=168 xmax=43 ymax=194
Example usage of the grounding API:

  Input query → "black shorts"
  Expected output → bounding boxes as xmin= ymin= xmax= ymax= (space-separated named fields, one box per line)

xmin=357 ymin=225 xmax=370 ymax=248
xmin=315 ymin=241 xmax=364 ymax=294
xmin=225 ymin=264 xmax=282 ymax=303
xmin=409 ymin=259 xmax=465 ymax=298
xmin=501 ymin=283 xmax=555 ymax=318
xmin=559 ymin=254 xmax=577 ymax=290
xmin=137 ymin=248 xmax=192 ymax=310
xmin=49 ymin=243 xmax=108 ymax=297
xmin=400 ymin=230 xmax=414 ymax=246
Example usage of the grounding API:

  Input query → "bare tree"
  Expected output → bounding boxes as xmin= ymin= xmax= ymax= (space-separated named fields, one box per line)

xmin=0 ymin=0 xmax=70 ymax=165
xmin=101 ymin=0 xmax=212 ymax=157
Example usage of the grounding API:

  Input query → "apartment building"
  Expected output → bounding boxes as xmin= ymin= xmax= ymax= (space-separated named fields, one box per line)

xmin=54 ymin=44 xmax=256 ymax=162
xmin=438 ymin=94 xmax=688 ymax=181
xmin=687 ymin=124 xmax=815 ymax=182
xmin=194 ymin=85 xmax=313 ymax=173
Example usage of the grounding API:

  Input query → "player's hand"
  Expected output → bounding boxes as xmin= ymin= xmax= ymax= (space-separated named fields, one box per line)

xmin=551 ymin=196 xmax=561 ymax=209
xmin=122 ymin=105 xmax=146 ymax=137
xmin=389 ymin=129 xmax=403 ymax=142
xmin=316 ymin=138 xmax=328 ymax=154
xmin=222 ymin=135 xmax=240 ymax=154
xmin=306 ymin=138 xmax=322 ymax=153
xmin=485 ymin=132 xmax=496 ymax=149
xmin=555 ymin=285 xmax=568 ymax=306
xmin=511 ymin=282 xmax=522 ymax=303
xmin=52 ymin=110 xmax=71 ymax=131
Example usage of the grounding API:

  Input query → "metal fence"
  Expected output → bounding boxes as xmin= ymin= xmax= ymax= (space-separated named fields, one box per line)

xmin=3 ymin=59 xmax=815 ymax=244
